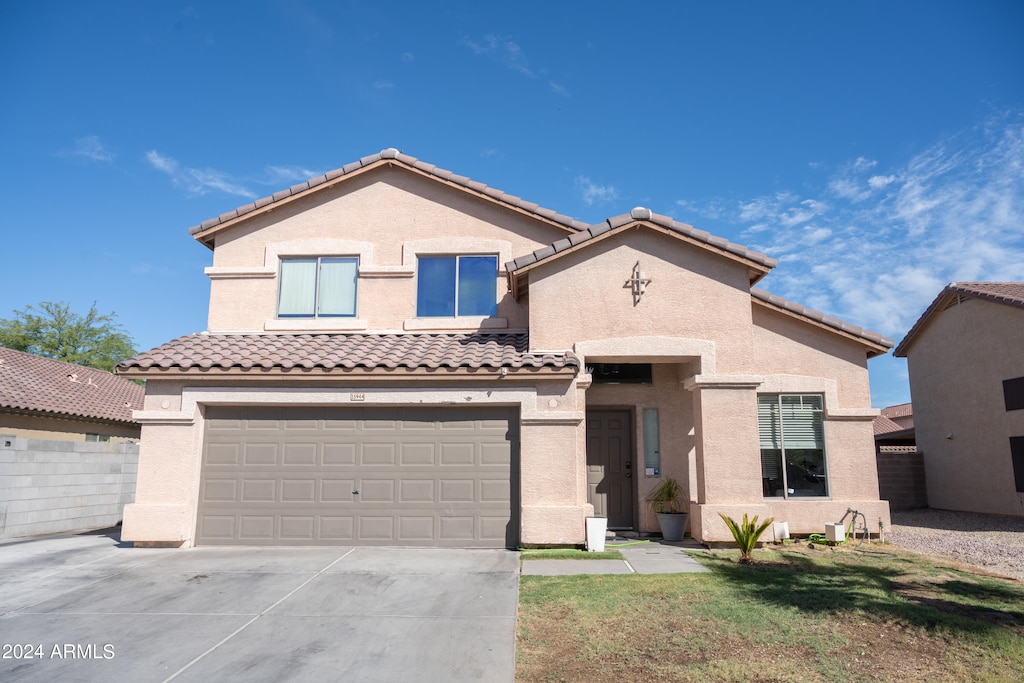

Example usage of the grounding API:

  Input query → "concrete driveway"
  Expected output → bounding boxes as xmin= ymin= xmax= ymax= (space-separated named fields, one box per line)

xmin=0 ymin=530 xmax=520 ymax=682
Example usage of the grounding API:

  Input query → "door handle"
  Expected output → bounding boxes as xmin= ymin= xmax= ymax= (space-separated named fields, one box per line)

xmin=352 ymin=488 xmax=360 ymax=495
xmin=625 ymin=471 xmax=632 ymax=479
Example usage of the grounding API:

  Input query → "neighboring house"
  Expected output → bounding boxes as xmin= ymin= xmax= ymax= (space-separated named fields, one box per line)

xmin=116 ymin=148 xmax=892 ymax=548
xmin=0 ymin=346 xmax=143 ymax=441
xmin=895 ymin=282 xmax=1024 ymax=517
xmin=873 ymin=403 xmax=926 ymax=511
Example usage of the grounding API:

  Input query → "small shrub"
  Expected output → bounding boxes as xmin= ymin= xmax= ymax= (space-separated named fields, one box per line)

xmin=719 ymin=513 xmax=775 ymax=564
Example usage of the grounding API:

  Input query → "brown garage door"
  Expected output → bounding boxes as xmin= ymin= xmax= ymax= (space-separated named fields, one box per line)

xmin=196 ymin=406 xmax=518 ymax=548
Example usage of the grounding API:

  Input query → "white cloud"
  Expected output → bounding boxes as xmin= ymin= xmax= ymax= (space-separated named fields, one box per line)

xmin=261 ymin=165 xmax=320 ymax=185
xmin=69 ymin=135 xmax=115 ymax=162
xmin=145 ymin=150 xmax=256 ymax=198
xmin=462 ymin=35 xmax=534 ymax=76
xmin=576 ymin=176 xmax=619 ymax=206
xmin=549 ymin=80 xmax=569 ymax=97
xmin=677 ymin=113 xmax=1024 ymax=341
xmin=868 ymin=174 xmax=897 ymax=189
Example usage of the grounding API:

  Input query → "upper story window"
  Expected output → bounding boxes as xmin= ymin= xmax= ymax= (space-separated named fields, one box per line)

xmin=758 ymin=394 xmax=828 ymax=499
xmin=1004 ymin=377 xmax=1024 ymax=411
xmin=416 ymin=255 xmax=497 ymax=317
xmin=278 ymin=257 xmax=358 ymax=318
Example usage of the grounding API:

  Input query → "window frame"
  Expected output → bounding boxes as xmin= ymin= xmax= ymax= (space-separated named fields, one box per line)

xmin=758 ymin=393 xmax=830 ymax=499
xmin=415 ymin=254 xmax=498 ymax=318
xmin=277 ymin=256 xmax=359 ymax=319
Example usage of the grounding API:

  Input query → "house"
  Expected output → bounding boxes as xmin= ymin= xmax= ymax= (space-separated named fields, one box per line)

xmin=0 ymin=346 xmax=143 ymax=539
xmin=0 ymin=346 xmax=143 ymax=441
xmin=894 ymin=282 xmax=1024 ymax=517
xmin=116 ymin=148 xmax=892 ymax=548
xmin=873 ymin=404 xmax=926 ymax=511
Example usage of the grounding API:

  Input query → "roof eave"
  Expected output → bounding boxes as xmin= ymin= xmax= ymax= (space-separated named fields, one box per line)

xmin=751 ymin=296 xmax=893 ymax=358
xmin=114 ymin=365 xmax=578 ymax=380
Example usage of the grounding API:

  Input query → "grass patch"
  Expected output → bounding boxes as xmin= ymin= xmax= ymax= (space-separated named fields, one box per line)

xmin=520 ymin=548 xmax=624 ymax=560
xmin=516 ymin=544 xmax=1024 ymax=682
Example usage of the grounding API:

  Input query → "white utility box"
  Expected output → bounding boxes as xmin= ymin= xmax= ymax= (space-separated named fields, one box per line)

xmin=772 ymin=521 xmax=790 ymax=541
xmin=825 ymin=523 xmax=846 ymax=543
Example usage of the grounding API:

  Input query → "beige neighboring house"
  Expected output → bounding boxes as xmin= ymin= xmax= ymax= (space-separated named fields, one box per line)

xmin=895 ymin=282 xmax=1024 ymax=517
xmin=116 ymin=148 xmax=892 ymax=548
xmin=0 ymin=346 xmax=143 ymax=441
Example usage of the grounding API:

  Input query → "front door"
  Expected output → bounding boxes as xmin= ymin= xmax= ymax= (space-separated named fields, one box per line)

xmin=586 ymin=410 xmax=634 ymax=528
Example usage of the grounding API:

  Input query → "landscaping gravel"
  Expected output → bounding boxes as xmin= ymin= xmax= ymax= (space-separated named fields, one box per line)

xmin=889 ymin=509 xmax=1024 ymax=582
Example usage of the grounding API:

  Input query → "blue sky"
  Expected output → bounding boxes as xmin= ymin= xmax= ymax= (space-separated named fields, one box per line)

xmin=2 ymin=1 xmax=1022 ymax=408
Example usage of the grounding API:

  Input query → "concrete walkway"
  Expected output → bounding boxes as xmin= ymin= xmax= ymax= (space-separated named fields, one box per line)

xmin=520 ymin=540 xmax=711 ymax=576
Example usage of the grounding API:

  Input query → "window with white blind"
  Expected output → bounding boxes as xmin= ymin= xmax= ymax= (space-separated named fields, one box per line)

xmin=758 ymin=394 xmax=828 ymax=498
xmin=278 ymin=257 xmax=358 ymax=318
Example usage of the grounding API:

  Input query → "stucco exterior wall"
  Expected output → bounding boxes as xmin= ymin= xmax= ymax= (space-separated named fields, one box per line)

xmin=204 ymin=168 xmax=569 ymax=334
xmin=526 ymin=228 xmax=756 ymax=373
xmin=751 ymin=304 xmax=872 ymax=407
xmin=905 ymin=298 xmax=1024 ymax=516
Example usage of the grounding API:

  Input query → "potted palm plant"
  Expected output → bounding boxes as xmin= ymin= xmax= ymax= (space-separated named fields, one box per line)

xmin=646 ymin=477 xmax=688 ymax=541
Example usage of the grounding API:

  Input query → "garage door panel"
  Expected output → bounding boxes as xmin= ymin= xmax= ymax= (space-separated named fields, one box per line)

xmin=281 ymin=479 xmax=317 ymax=502
xmin=283 ymin=443 xmax=318 ymax=465
xmin=440 ymin=443 xmax=475 ymax=465
xmin=359 ymin=479 xmax=395 ymax=502
xmin=197 ymin=406 xmax=517 ymax=547
xmin=400 ymin=480 xmax=435 ymax=502
xmin=201 ymin=479 xmax=238 ymax=503
xmin=400 ymin=443 xmax=435 ymax=465
xmin=243 ymin=443 xmax=278 ymax=465
xmin=361 ymin=442 xmax=396 ymax=465
xmin=320 ymin=479 xmax=356 ymax=502
xmin=239 ymin=516 xmax=275 ymax=540
xmin=323 ymin=443 xmax=356 ymax=465
xmin=280 ymin=516 xmax=315 ymax=540
xmin=206 ymin=443 xmax=241 ymax=465
xmin=319 ymin=516 xmax=354 ymax=539
xmin=241 ymin=479 xmax=276 ymax=502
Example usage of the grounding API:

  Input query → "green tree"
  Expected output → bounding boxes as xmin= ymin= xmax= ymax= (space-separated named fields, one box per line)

xmin=0 ymin=302 xmax=137 ymax=372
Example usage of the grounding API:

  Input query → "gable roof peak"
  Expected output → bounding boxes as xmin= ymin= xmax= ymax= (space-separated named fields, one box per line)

xmin=188 ymin=148 xmax=591 ymax=245
xmin=894 ymin=281 xmax=1024 ymax=356
xmin=630 ymin=206 xmax=652 ymax=221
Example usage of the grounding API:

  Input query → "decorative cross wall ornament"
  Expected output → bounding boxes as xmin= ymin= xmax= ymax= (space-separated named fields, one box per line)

xmin=626 ymin=261 xmax=652 ymax=306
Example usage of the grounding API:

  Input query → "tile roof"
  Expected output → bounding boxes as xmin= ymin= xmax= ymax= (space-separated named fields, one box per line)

xmin=894 ymin=282 xmax=1024 ymax=356
xmin=506 ymin=206 xmax=778 ymax=275
xmin=116 ymin=333 xmax=579 ymax=375
xmin=0 ymin=346 xmax=144 ymax=425
xmin=187 ymin=148 xmax=591 ymax=241
xmin=873 ymin=415 xmax=906 ymax=436
xmin=880 ymin=402 xmax=912 ymax=419
xmin=750 ymin=288 xmax=894 ymax=354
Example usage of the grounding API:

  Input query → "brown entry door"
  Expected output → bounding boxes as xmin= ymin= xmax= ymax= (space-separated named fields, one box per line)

xmin=586 ymin=410 xmax=634 ymax=528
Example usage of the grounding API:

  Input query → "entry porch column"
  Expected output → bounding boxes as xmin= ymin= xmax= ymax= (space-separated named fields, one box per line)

xmin=683 ymin=374 xmax=772 ymax=542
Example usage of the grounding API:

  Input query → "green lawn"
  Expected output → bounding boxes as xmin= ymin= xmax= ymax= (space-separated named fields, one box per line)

xmin=516 ymin=545 xmax=1024 ymax=682
xmin=520 ymin=548 xmax=624 ymax=560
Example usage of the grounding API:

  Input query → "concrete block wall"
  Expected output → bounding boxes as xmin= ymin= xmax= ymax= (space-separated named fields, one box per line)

xmin=0 ymin=434 xmax=139 ymax=540
xmin=876 ymin=450 xmax=928 ymax=511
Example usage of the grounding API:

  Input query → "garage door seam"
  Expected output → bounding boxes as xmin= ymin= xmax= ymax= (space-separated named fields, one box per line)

xmin=159 ymin=547 xmax=357 ymax=683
